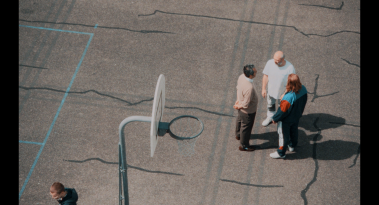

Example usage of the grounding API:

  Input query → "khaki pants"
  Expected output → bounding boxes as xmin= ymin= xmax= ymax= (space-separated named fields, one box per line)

xmin=235 ymin=110 xmax=256 ymax=148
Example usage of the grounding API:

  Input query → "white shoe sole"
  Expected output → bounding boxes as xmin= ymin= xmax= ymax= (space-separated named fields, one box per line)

xmin=262 ymin=118 xmax=273 ymax=126
xmin=270 ymin=152 xmax=285 ymax=159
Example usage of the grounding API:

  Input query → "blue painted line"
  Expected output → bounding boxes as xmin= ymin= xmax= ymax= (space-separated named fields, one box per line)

xmin=19 ymin=140 xmax=44 ymax=146
xmin=18 ymin=28 xmax=94 ymax=200
xmin=19 ymin=24 xmax=93 ymax=36
xmin=94 ymin=24 xmax=98 ymax=29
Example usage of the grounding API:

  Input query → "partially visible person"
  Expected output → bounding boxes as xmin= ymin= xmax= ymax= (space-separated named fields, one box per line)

xmin=270 ymin=74 xmax=308 ymax=159
xmin=234 ymin=64 xmax=259 ymax=152
xmin=50 ymin=182 xmax=78 ymax=205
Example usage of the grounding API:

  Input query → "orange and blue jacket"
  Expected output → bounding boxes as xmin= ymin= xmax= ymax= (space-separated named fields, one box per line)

xmin=272 ymin=85 xmax=308 ymax=123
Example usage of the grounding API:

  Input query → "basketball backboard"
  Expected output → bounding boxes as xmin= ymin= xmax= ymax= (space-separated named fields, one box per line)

xmin=150 ymin=74 xmax=165 ymax=157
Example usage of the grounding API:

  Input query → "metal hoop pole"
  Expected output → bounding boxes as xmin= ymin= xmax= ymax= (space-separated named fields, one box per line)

xmin=118 ymin=144 xmax=122 ymax=205
xmin=118 ymin=116 xmax=152 ymax=205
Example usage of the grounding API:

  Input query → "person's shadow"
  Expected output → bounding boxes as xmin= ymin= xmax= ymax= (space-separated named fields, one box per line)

xmin=250 ymin=113 xmax=360 ymax=161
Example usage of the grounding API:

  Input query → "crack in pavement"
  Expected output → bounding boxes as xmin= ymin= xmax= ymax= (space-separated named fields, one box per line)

xmin=63 ymin=158 xmax=184 ymax=176
xmin=307 ymin=74 xmax=339 ymax=102
xmin=348 ymin=144 xmax=360 ymax=168
xmin=299 ymin=118 xmax=360 ymax=203
xmin=219 ymin=178 xmax=283 ymax=188
xmin=299 ymin=1 xmax=344 ymax=10
xmin=137 ymin=10 xmax=360 ymax=38
xmin=19 ymin=64 xmax=48 ymax=70
xmin=19 ymin=86 xmax=233 ymax=117
xmin=19 ymin=86 xmax=153 ymax=106
xmin=306 ymin=30 xmax=360 ymax=38
xmin=341 ymin=58 xmax=360 ymax=68
xmin=19 ymin=19 xmax=175 ymax=34
xmin=165 ymin=106 xmax=234 ymax=117
xmin=300 ymin=116 xmax=321 ymax=205
xmin=328 ymin=122 xmax=360 ymax=128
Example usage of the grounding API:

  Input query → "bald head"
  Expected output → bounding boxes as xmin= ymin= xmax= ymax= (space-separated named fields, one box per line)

xmin=273 ymin=51 xmax=286 ymax=67
xmin=274 ymin=51 xmax=284 ymax=59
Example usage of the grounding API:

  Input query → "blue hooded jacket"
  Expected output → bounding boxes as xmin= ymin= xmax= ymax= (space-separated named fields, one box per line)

xmin=57 ymin=188 xmax=78 ymax=205
xmin=272 ymin=85 xmax=308 ymax=123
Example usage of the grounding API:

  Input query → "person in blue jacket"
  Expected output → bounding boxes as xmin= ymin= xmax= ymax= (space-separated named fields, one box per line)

xmin=270 ymin=74 xmax=308 ymax=159
xmin=50 ymin=182 xmax=78 ymax=205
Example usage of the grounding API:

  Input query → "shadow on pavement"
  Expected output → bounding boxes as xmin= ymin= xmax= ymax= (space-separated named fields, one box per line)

xmin=250 ymin=113 xmax=360 ymax=161
xmin=298 ymin=113 xmax=346 ymax=132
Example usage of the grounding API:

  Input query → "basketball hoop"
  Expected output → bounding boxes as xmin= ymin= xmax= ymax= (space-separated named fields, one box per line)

xmin=118 ymin=74 xmax=205 ymax=205
xmin=158 ymin=115 xmax=204 ymax=156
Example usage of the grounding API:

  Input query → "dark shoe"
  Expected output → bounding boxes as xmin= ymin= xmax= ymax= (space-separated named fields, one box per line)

xmin=239 ymin=146 xmax=255 ymax=152
xmin=236 ymin=136 xmax=240 ymax=140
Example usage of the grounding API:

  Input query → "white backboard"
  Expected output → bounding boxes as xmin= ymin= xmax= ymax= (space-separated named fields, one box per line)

xmin=150 ymin=74 xmax=165 ymax=157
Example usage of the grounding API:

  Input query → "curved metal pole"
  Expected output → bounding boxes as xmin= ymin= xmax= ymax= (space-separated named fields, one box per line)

xmin=118 ymin=116 xmax=152 ymax=205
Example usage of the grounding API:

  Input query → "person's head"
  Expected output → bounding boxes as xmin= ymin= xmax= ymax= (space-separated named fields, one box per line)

xmin=286 ymin=74 xmax=302 ymax=93
xmin=50 ymin=182 xmax=66 ymax=200
xmin=273 ymin=51 xmax=285 ymax=67
xmin=243 ymin=64 xmax=257 ymax=79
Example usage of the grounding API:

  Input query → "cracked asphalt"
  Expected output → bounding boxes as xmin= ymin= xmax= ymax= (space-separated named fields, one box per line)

xmin=19 ymin=0 xmax=360 ymax=204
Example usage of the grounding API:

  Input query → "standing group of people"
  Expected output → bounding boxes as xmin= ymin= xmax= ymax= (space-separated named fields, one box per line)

xmin=46 ymin=51 xmax=307 ymax=204
xmin=234 ymin=51 xmax=308 ymax=159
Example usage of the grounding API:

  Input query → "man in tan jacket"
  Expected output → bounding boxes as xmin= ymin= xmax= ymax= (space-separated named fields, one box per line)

xmin=233 ymin=64 xmax=259 ymax=151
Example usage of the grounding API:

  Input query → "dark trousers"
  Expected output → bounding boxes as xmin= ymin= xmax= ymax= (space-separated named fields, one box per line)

xmin=235 ymin=110 xmax=256 ymax=148
xmin=277 ymin=120 xmax=299 ymax=156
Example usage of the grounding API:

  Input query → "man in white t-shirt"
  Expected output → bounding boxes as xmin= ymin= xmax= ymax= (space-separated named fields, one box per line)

xmin=261 ymin=51 xmax=295 ymax=126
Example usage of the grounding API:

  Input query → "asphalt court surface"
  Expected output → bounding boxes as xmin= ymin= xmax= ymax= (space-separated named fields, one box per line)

xmin=19 ymin=0 xmax=360 ymax=204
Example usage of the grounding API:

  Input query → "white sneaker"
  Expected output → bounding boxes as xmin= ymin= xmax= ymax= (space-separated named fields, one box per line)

xmin=262 ymin=117 xmax=273 ymax=127
xmin=270 ymin=151 xmax=285 ymax=159
xmin=288 ymin=145 xmax=294 ymax=152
